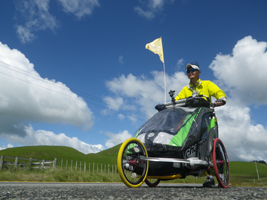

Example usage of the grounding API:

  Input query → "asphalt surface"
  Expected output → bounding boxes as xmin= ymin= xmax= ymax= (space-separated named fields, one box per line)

xmin=0 ymin=182 xmax=266 ymax=199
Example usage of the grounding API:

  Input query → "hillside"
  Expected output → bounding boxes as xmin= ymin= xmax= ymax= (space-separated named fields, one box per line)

xmin=0 ymin=145 xmax=121 ymax=166
xmin=1 ymin=145 xmax=267 ymax=179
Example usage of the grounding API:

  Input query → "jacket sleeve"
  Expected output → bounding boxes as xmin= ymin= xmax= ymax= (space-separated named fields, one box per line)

xmin=175 ymin=87 xmax=187 ymax=101
xmin=208 ymin=81 xmax=227 ymax=102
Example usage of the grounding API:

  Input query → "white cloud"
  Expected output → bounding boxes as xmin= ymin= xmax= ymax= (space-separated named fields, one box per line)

xmin=1 ymin=126 xmax=104 ymax=154
xmin=176 ymin=59 xmax=184 ymax=71
xmin=103 ymin=96 xmax=124 ymax=111
xmin=105 ymin=130 xmax=132 ymax=148
xmin=14 ymin=0 xmax=100 ymax=43
xmin=210 ymin=36 xmax=267 ymax=162
xmin=134 ymin=7 xmax=155 ymax=20
xmin=216 ymin=103 xmax=267 ymax=162
xmin=0 ymin=143 xmax=14 ymax=151
xmin=104 ymin=71 xmax=188 ymax=120
xmin=118 ymin=114 xmax=125 ymax=120
xmin=15 ymin=0 xmax=59 ymax=43
xmin=0 ymin=42 xmax=94 ymax=138
xmin=134 ymin=0 xmax=166 ymax=19
xmin=210 ymin=36 xmax=267 ymax=106
xmin=119 ymin=56 xmax=124 ymax=64
xmin=58 ymin=0 xmax=100 ymax=19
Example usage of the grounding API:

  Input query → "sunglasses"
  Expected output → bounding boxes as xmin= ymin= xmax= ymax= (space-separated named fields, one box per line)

xmin=187 ymin=68 xmax=198 ymax=73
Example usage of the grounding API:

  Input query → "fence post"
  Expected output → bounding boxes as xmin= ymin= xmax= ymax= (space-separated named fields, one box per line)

xmin=108 ymin=164 xmax=110 ymax=174
xmin=53 ymin=158 xmax=57 ymax=168
xmin=29 ymin=158 xmax=32 ymax=170
xmin=66 ymin=160 xmax=68 ymax=170
xmin=42 ymin=160 xmax=45 ymax=169
xmin=61 ymin=159 xmax=63 ymax=169
xmin=80 ymin=161 xmax=81 ymax=172
xmin=75 ymin=161 xmax=77 ymax=171
xmin=84 ymin=162 xmax=86 ymax=172
xmin=0 ymin=155 xmax=4 ymax=170
xmin=15 ymin=157 xmax=19 ymax=169
xmin=93 ymin=163 xmax=95 ymax=173
xmin=71 ymin=160 xmax=73 ymax=171
xmin=255 ymin=162 xmax=260 ymax=180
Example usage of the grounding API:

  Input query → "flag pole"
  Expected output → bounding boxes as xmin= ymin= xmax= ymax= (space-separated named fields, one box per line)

xmin=163 ymin=63 xmax=166 ymax=103
xmin=145 ymin=37 xmax=166 ymax=103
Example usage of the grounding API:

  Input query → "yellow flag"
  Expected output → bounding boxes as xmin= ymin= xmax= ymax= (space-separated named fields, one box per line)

xmin=145 ymin=37 xmax=164 ymax=63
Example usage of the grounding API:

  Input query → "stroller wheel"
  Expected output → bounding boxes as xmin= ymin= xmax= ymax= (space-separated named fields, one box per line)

xmin=145 ymin=179 xmax=160 ymax=187
xmin=212 ymin=138 xmax=230 ymax=188
xmin=117 ymin=138 xmax=149 ymax=188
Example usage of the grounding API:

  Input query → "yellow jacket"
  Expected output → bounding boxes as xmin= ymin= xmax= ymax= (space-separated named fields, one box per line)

xmin=175 ymin=79 xmax=227 ymax=102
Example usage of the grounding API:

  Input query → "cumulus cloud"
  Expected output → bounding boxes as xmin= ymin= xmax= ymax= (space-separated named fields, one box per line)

xmin=0 ymin=42 xmax=94 ymax=139
xmin=104 ymin=71 xmax=188 ymax=120
xmin=105 ymin=130 xmax=132 ymax=148
xmin=103 ymin=96 xmax=124 ymax=111
xmin=134 ymin=0 xmax=168 ymax=19
xmin=58 ymin=0 xmax=100 ymax=19
xmin=209 ymin=36 xmax=267 ymax=162
xmin=104 ymin=36 xmax=267 ymax=162
xmin=1 ymin=126 xmax=104 ymax=154
xmin=15 ymin=0 xmax=59 ymax=43
xmin=210 ymin=36 xmax=267 ymax=105
xmin=0 ymin=144 xmax=14 ymax=151
xmin=216 ymin=103 xmax=267 ymax=162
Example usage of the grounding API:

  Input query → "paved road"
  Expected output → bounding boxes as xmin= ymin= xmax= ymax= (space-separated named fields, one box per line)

xmin=0 ymin=182 xmax=266 ymax=199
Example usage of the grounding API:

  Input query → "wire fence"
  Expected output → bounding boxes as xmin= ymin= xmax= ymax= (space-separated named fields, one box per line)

xmin=0 ymin=155 xmax=117 ymax=174
xmin=59 ymin=159 xmax=117 ymax=174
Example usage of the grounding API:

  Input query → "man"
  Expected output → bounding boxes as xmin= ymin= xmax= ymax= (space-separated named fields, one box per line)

xmin=175 ymin=63 xmax=227 ymax=106
xmin=175 ymin=63 xmax=227 ymax=187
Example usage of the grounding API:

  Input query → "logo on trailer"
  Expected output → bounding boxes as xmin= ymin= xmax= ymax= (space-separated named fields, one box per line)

xmin=184 ymin=143 xmax=197 ymax=158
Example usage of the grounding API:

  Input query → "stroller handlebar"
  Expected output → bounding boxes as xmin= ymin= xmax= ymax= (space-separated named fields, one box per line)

xmin=155 ymin=92 xmax=215 ymax=111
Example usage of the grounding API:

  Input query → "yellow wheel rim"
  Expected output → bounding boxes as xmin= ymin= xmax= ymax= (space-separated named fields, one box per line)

xmin=117 ymin=138 xmax=149 ymax=188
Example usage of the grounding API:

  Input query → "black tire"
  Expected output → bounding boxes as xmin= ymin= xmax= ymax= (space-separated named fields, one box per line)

xmin=145 ymin=179 xmax=160 ymax=187
xmin=212 ymin=138 xmax=230 ymax=188
xmin=117 ymin=138 xmax=149 ymax=188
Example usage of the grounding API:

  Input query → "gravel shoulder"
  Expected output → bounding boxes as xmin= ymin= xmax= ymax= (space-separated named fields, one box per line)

xmin=0 ymin=182 xmax=266 ymax=199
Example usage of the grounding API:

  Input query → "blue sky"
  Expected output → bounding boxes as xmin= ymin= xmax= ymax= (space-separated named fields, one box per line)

xmin=0 ymin=0 xmax=267 ymax=162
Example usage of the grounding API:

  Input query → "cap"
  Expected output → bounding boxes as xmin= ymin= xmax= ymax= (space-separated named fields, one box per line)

xmin=186 ymin=63 xmax=200 ymax=71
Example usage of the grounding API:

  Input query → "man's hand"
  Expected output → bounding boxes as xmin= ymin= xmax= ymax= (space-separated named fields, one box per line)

xmin=214 ymin=99 xmax=226 ymax=107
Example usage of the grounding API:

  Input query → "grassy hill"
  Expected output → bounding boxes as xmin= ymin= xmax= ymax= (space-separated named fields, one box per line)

xmin=0 ymin=145 xmax=121 ymax=166
xmin=230 ymin=161 xmax=267 ymax=178
xmin=1 ymin=145 xmax=267 ymax=173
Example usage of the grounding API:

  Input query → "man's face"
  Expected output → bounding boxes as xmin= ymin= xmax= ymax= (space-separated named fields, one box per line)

xmin=187 ymin=67 xmax=200 ymax=80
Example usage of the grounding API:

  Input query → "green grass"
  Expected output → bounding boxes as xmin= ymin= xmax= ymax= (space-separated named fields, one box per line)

xmin=0 ymin=145 xmax=120 ymax=167
xmin=229 ymin=161 xmax=267 ymax=187
xmin=0 ymin=145 xmax=267 ymax=186
xmin=0 ymin=168 xmax=122 ymax=182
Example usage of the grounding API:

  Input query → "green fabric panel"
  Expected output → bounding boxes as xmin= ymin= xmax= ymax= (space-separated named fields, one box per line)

xmin=209 ymin=117 xmax=216 ymax=137
xmin=134 ymin=130 xmax=139 ymax=138
xmin=168 ymin=109 xmax=201 ymax=147
xmin=207 ymin=117 xmax=215 ymax=131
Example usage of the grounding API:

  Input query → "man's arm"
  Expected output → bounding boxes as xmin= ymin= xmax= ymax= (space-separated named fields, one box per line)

xmin=208 ymin=81 xmax=227 ymax=106
xmin=175 ymin=87 xmax=187 ymax=101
